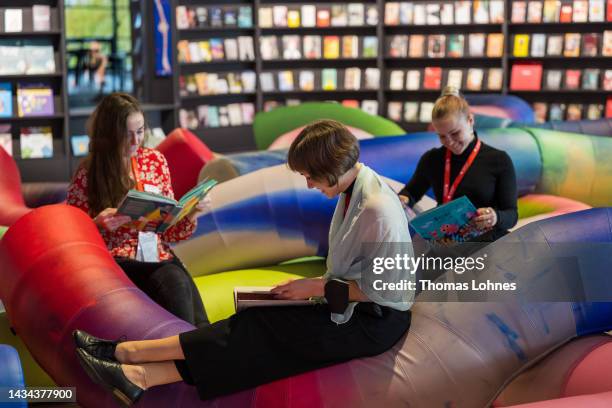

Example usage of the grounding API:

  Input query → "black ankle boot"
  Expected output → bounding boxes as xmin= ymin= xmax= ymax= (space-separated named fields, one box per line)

xmin=76 ymin=348 xmax=144 ymax=407
xmin=73 ymin=330 xmax=123 ymax=361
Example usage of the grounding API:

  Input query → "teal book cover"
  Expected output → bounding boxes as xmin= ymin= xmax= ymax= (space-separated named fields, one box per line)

xmin=410 ymin=196 xmax=483 ymax=242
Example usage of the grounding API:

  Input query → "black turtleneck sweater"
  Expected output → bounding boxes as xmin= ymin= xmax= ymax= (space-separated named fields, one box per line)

xmin=398 ymin=134 xmax=518 ymax=240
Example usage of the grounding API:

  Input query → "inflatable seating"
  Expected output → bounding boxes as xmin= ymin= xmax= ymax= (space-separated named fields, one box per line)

xmin=0 ymin=148 xmax=29 ymax=226
xmin=2 ymin=205 xmax=612 ymax=407
xmin=495 ymin=335 xmax=612 ymax=406
xmin=252 ymin=102 xmax=405 ymax=150
xmin=156 ymin=128 xmax=215 ymax=198
xmin=514 ymin=194 xmax=591 ymax=230
xmin=506 ymin=391 xmax=612 ymax=408
xmin=476 ymin=116 xmax=612 ymax=138
xmin=267 ymin=125 xmax=373 ymax=150
xmin=0 ymin=344 xmax=26 ymax=408
xmin=21 ymin=182 xmax=68 ymax=207
xmin=465 ymin=94 xmax=535 ymax=123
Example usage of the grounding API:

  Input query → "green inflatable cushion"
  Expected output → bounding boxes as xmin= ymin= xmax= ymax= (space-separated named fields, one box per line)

xmin=252 ymin=102 xmax=405 ymax=150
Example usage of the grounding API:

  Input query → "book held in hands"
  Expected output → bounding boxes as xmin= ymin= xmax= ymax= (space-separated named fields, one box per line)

xmin=409 ymin=196 xmax=485 ymax=243
xmin=234 ymin=286 xmax=315 ymax=312
xmin=117 ymin=179 xmax=217 ymax=233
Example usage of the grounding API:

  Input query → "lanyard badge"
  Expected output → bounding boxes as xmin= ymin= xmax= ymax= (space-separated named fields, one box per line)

xmin=443 ymin=139 xmax=481 ymax=203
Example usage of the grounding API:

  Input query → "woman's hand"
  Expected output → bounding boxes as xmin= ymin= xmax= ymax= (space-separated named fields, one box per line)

xmin=271 ymin=278 xmax=325 ymax=300
xmin=187 ymin=195 xmax=212 ymax=221
xmin=472 ymin=207 xmax=497 ymax=231
xmin=399 ymin=195 xmax=416 ymax=220
xmin=94 ymin=208 xmax=132 ymax=232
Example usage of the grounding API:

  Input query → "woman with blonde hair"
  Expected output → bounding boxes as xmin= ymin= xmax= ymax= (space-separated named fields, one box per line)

xmin=399 ymin=87 xmax=518 ymax=241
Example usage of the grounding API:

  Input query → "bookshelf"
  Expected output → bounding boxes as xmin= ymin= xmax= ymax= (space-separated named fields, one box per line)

xmin=506 ymin=0 xmax=612 ymax=122
xmin=101 ymin=0 xmax=612 ymax=153
xmin=1 ymin=0 xmax=610 ymax=182
xmin=0 ymin=0 xmax=70 ymax=182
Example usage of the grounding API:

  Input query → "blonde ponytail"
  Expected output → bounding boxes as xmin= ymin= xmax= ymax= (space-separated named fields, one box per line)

xmin=432 ymin=86 xmax=470 ymax=121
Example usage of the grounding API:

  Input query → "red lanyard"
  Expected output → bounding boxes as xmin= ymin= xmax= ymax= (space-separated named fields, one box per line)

xmin=131 ymin=156 xmax=144 ymax=192
xmin=443 ymin=139 xmax=481 ymax=203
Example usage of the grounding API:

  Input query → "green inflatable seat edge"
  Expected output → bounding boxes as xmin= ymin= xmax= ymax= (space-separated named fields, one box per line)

xmin=253 ymin=102 xmax=406 ymax=150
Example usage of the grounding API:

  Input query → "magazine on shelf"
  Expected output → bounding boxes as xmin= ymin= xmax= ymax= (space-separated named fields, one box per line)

xmin=573 ymin=0 xmax=589 ymax=22
xmin=117 ymin=178 xmax=218 ymax=233
xmin=473 ymin=0 xmax=489 ymax=23
xmin=586 ymin=104 xmax=603 ymax=119
xmin=0 ymin=44 xmax=26 ymax=75
xmin=447 ymin=69 xmax=464 ymax=89
xmin=0 ymin=82 xmax=12 ymax=118
xmin=71 ymin=135 xmax=90 ymax=157
xmin=234 ymin=287 xmax=314 ymax=312
xmin=487 ymin=68 xmax=503 ymax=90
xmin=258 ymin=7 xmax=273 ymax=28
xmin=399 ymin=2 xmax=414 ymax=25
xmin=440 ymin=3 xmax=454 ymax=24
xmin=530 ymin=34 xmax=547 ymax=57
xmin=348 ymin=3 xmax=365 ymax=26
xmin=301 ymin=5 xmax=316 ymax=27
xmin=410 ymin=196 xmax=484 ymax=243
xmin=490 ymin=0 xmax=505 ymax=23
xmin=404 ymin=102 xmax=419 ymax=122
xmin=563 ymin=33 xmax=582 ymax=57
xmin=455 ymin=1 xmax=472 ymax=24
xmin=4 ymin=9 xmax=23 ymax=32
xmin=16 ymin=84 xmax=54 ymax=117
xmin=486 ymin=33 xmax=504 ymax=57
xmin=419 ymin=101 xmax=434 ymax=123
xmin=287 ymin=9 xmax=300 ymax=28
xmin=0 ymin=125 xmax=12 ymax=156
xmin=566 ymin=104 xmax=582 ymax=120
xmin=365 ymin=4 xmax=378 ymax=25
xmin=331 ymin=4 xmax=348 ymax=26
xmin=387 ymin=101 xmax=402 ymax=121
xmin=511 ymin=1 xmax=527 ymax=22
xmin=533 ymin=102 xmax=548 ymax=123
xmin=413 ymin=4 xmax=427 ymax=25
xmin=589 ymin=0 xmax=605 ymax=21
xmin=543 ymin=0 xmax=561 ymax=22
xmin=32 ymin=5 xmax=51 ymax=31
xmin=20 ymin=126 xmax=53 ymax=159
xmin=527 ymin=0 xmax=543 ymax=22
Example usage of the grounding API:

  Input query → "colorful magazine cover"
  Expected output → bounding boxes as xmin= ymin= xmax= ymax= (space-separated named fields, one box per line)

xmin=409 ymin=196 xmax=484 ymax=242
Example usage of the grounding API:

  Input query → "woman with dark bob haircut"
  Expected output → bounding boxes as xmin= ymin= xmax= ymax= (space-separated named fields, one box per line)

xmin=73 ymin=120 xmax=415 ymax=406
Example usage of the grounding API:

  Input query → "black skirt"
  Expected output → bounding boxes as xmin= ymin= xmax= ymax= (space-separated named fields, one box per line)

xmin=175 ymin=303 xmax=411 ymax=400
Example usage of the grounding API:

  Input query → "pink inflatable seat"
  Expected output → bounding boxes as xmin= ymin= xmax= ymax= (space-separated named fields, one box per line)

xmin=156 ymin=128 xmax=215 ymax=199
xmin=495 ymin=335 xmax=612 ymax=406
xmin=0 ymin=147 xmax=30 ymax=226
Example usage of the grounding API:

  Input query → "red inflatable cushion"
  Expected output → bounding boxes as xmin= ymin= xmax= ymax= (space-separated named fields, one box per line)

xmin=156 ymin=128 xmax=215 ymax=199
xmin=0 ymin=147 xmax=29 ymax=226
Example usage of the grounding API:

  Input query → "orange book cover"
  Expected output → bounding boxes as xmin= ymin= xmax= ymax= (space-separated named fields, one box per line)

xmin=323 ymin=36 xmax=340 ymax=58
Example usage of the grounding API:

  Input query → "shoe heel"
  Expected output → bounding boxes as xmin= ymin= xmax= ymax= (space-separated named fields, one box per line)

xmin=112 ymin=388 xmax=133 ymax=408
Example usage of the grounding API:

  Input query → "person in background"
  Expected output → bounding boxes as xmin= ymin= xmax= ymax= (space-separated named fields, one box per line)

xmin=66 ymin=92 xmax=209 ymax=328
xmin=86 ymin=41 xmax=108 ymax=91
xmin=71 ymin=120 xmax=414 ymax=406
xmin=399 ymin=86 xmax=518 ymax=242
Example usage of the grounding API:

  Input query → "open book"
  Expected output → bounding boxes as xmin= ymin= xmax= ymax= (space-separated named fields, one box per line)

xmin=117 ymin=178 xmax=217 ymax=233
xmin=409 ymin=196 xmax=484 ymax=242
xmin=234 ymin=286 xmax=314 ymax=312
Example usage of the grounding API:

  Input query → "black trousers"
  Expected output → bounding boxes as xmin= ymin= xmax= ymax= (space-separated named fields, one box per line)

xmin=116 ymin=256 xmax=209 ymax=327
xmin=174 ymin=303 xmax=411 ymax=400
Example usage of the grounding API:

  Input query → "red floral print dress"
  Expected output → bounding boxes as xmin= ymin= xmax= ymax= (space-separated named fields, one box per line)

xmin=67 ymin=147 xmax=196 ymax=260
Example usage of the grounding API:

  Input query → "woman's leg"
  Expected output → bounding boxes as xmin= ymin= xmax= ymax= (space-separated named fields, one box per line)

xmin=118 ymin=258 xmax=206 ymax=326
xmin=122 ymin=361 xmax=182 ymax=389
xmin=116 ymin=335 xmax=184 ymax=364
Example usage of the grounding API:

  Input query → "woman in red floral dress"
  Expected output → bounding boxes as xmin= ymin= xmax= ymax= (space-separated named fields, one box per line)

xmin=67 ymin=93 xmax=208 ymax=327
